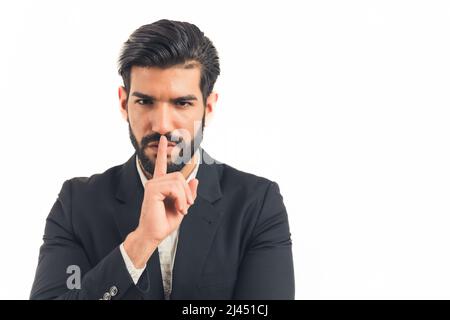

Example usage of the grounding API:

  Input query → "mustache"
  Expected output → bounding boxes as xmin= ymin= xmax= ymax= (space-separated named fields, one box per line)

xmin=141 ymin=132 xmax=184 ymax=147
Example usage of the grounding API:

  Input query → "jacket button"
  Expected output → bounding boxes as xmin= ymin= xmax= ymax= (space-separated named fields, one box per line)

xmin=109 ymin=286 xmax=118 ymax=297
xmin=103 ymin=292 xmax=111 ymax=300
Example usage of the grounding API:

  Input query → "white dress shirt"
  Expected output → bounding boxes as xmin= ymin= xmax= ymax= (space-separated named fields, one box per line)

xmin=119 ymin=152 xmax=199 ymax=300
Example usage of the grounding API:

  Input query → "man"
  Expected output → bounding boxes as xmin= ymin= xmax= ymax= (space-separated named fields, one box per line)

xmin=30 ymin=19 xmax=294 ymax=300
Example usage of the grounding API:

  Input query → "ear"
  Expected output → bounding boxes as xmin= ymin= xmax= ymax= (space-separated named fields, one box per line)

xmin=204 ymin=92 xmax=218 ymax=127
xmin=118 ymin=86 xmax=129 ymax=121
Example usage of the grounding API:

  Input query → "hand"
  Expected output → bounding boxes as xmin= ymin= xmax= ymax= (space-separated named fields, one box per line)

xmin=124 ymin=135 xmax=199 ymax=268
xmin=138 ymin=135 xmax=199 ymax=242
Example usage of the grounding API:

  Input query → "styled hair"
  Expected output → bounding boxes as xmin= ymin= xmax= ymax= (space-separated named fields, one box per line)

xmin=118 ymin=19 xmax=220 ymax=104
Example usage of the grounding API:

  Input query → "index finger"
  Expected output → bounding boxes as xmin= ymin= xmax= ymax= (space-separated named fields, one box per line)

xmin=153 ymin=135 xmax=167 ymax=178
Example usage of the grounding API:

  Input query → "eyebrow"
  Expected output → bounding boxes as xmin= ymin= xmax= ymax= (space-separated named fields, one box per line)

xmin=131 ymin=91 xmax=198 ymax=103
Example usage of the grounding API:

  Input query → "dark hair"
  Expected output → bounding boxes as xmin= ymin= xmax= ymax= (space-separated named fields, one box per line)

xmin=118 ymin=19 xmax=220 ymax=104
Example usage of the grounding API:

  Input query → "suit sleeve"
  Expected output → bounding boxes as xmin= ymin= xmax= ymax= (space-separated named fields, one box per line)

xmin=232 ymin=181 xmax=295 ymax=299
xmin=30 ymin=180 xmax=149 ymax=300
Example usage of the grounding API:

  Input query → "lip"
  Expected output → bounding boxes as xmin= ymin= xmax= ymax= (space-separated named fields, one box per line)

xmin=148 ymin=143 xmax=177 ymax=150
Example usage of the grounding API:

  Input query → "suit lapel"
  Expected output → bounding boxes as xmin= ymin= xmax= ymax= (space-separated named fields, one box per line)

xmin=113 ymin=153 xmax=164 ymax=299
xmin=170 ymin=149 xmax=223 ymax=299
xmin=113 ymin=153 xmax=143 ymax=240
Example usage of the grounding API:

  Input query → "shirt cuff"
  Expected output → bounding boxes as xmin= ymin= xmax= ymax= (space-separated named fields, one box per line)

xmin=119 ymin=242 xmax=146 ymax=285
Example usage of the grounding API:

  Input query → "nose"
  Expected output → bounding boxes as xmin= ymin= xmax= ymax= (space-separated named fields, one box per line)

xmin=151 ymin=104 xmax=172 ymax=135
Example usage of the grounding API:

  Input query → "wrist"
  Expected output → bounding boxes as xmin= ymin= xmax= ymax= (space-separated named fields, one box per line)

xmin=123 ymin=229 xmax=159 ymax=268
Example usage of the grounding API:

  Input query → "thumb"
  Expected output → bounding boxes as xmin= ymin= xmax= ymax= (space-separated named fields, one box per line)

xmin=188 ymin=178 xmax=199 ymax=201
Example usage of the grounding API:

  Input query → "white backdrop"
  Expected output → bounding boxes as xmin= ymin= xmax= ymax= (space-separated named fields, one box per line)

xmin=0 ymin=0 xmax=449 ymax=300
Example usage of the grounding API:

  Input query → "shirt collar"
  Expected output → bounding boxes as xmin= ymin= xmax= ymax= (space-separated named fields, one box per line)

xmin=136 ymin=150 xmax=200 ymax=187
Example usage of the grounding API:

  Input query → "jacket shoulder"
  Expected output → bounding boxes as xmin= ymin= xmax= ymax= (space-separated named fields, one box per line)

xmin=218 ymin=162 xmax=282 ymax=202
xmin=66 ymin=163 xmax=123 ymax=194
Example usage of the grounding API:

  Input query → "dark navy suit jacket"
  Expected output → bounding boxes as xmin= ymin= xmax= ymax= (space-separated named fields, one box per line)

xmin=30 ymin=150 xmax=295 ymax=299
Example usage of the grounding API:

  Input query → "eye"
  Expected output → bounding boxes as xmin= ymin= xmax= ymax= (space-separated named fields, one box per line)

xmin=175 ymin=101 xmax=193 ymax=108
xmin=136 ymin=99 xmax=153 ymax=106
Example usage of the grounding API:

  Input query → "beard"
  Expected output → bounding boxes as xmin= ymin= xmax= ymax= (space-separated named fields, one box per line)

xmin=128 ymin=116 xmax=205 ymax=176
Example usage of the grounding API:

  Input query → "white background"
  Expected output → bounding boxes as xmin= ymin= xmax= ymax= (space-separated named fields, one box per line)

xmin=0 ymin=0 xmax=449 ymax=299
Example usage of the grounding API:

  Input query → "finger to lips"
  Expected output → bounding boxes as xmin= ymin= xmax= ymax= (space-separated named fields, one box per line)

xmin=153 ymin=136 xmax=167 ymax=178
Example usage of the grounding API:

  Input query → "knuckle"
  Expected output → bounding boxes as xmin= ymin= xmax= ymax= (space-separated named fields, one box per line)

xmin=174 ymin=172 xmax=184 ymax=181
xmin=170 ymin=181 xmax=183 ymax=194
xmin=144 ymin=180 xmax=153 ymax=190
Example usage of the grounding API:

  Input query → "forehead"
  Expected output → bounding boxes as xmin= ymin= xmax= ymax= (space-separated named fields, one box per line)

xmin=129 ymin=64 xmax=202 ymax=96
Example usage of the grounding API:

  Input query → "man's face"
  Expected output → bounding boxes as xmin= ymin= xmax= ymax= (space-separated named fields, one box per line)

xmin=119 ymin=64 xmax=216 ymax=176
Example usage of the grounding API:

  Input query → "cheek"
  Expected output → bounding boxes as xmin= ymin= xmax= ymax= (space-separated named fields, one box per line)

xmin=186 ymin=114 xmax=204 ymax=137
xmin=128 ymin=108 xmax=148 ymax=130
xmin=174 ymin=108 xmax=202 ymax=127
xmin=128 ymin=117 xmax=145 ymax=141
xmin=172 ymin=123 xmax=198 ymax=144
